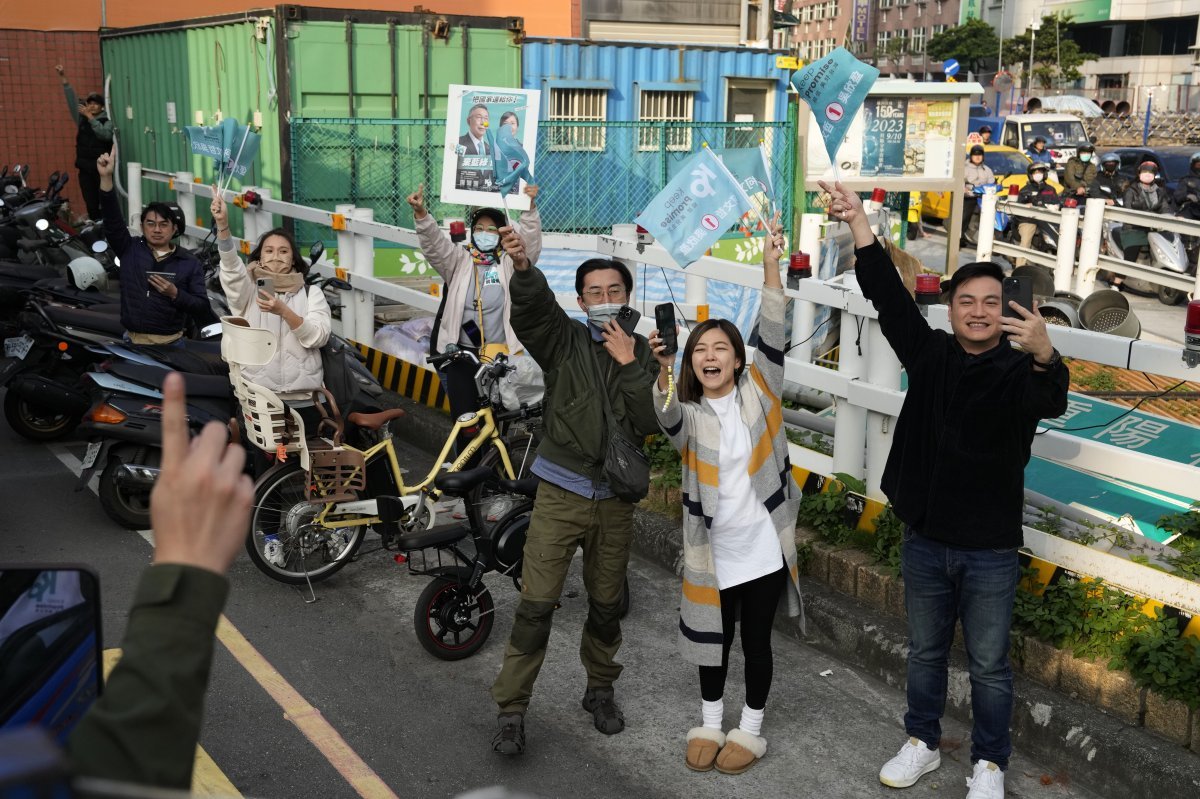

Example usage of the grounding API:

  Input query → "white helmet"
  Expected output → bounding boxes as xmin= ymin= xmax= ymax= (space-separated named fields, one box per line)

xmin=67 ymin=256 xmax=108 ymax=291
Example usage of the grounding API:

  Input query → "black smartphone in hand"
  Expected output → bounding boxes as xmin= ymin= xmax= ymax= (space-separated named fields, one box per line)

xmin=615 ymin=305 xmax=641 ymax=336
xmin=654 ymin=303 xmax=677 ymax=355
xmin=1002 ymin=275 xmax=1033 ymax=319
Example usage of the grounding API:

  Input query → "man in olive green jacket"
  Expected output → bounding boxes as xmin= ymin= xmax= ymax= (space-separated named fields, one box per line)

xmin=66 ymin=373 xmax=254 ymax=788
xmin=489 ymin=228 xmax=659 ymax=756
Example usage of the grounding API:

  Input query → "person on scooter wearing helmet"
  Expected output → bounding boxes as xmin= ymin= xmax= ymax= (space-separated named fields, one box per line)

xmin=961 ymin=145 xmax=994 ymax=247
xmin=1014 ymin=163 xmax=1060 ymax=267
xmin=978 ymin=125 xmax=993 ymax=146
xmin=1062 ymin=142 xmax=1097 ymax=198
xmin=1171 ymin=153 xmax=1200 ymax=219
xmin=1026 ymin=137 xmax=1053 ymax=167
xmin=1113 ymin=161 xmax=1176 ymax=288
xmin=1089 ymin=153 xmax=1125 ymax=205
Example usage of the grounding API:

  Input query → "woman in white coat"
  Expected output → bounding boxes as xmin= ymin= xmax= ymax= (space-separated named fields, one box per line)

xmin=210 ymin=190 xmax=331 ymax=460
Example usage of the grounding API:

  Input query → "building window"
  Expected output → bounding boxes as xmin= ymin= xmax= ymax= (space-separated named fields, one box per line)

xmin=638 ymin=90 xmax=694 ymax=152
xmin=824 ymin=0 xmax=838 ymax=17
xmin=876 ymin=30 xmax=892 ymax=50
xmin=800 ymin=4 xmax=813 ymax=23
xmin=932 ymin=24 xmax=947 ymax=37
xmin=911 ymin=26 xmax=926 ymax=53
xmin=548 ymin=88 xmax=607 ymax=151
xmin=879 ymin=0 xmax=893 ymax=8
xmin=797 ymin=39 xmax=810 ymax=60
xmin=936 ymin=0 xmax=943 ymax=13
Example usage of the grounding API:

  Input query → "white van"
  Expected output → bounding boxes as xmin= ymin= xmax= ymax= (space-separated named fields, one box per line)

xmin=999 ymin=114 xmax=1091 ymax=166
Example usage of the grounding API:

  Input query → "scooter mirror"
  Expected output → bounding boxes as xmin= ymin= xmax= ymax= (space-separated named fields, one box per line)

xmin=47 ymin=171 xmax=60 ymax=187
xmin=0 ymin=566 xmax=103 ymax=743
xmin=308 ymin=241 xmax=325 ymax=264
xmin=91 ymin=240 xmax=109 ymax=254
xmin=324 ymin=277 xmax=353 ymax=292
xmin=35 ymin=219 xmax=50 ymax=232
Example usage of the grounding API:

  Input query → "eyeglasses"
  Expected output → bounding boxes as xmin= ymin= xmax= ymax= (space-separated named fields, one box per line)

xmin=581 ymin=287 xmax=627 ymax=301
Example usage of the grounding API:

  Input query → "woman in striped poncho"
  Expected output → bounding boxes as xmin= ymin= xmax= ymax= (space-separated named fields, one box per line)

xmin=649 ymin=217 xmax=803 ymax=776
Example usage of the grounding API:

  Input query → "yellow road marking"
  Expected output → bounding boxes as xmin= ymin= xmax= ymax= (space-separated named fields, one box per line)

xmin=214 ymin=617 xmax=400 ymax=799
xmin=103 ymin=650 xmax=242 ymax=797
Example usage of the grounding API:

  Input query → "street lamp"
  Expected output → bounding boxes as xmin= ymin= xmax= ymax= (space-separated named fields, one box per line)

xmin=1029 ymin=17 xmax=1041 ymax=100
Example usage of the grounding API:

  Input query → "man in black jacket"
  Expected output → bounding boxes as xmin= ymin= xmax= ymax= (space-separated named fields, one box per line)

xmin=96 ymin=153 xmax=207 ymax=344
xmin=822 ymin=180 xmax=1068 ymax=799
xmin=55 ymin=64 xmax=113 ymax=221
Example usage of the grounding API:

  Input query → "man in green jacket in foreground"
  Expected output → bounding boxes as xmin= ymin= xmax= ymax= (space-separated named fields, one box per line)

xmin=490 ymin=226 xmax=660 ymax=756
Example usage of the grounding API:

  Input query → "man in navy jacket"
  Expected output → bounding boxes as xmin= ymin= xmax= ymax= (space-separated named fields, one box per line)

xmin=96 ymin=153 xmax=207 ymax=344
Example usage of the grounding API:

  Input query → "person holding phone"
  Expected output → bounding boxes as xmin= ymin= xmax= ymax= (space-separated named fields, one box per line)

xmin=487 ymin=229 xmax=659 ymax=757
xmin=647 ymin=214 xmax=803 ymax=776
xmin=96 ymin=153 xmax=207 ymax=345
xmin=211 ymin=190 xmax=330 ymax=475
xmin=56 ymin=64 xmax=112 ymax=221
xmin=822 ymin=181 xmax=1067 ymax=799
xmin=407 ymin=182 xmax=541 ymax=446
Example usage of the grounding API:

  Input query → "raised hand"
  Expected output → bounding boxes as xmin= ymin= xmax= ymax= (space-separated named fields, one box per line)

xmin=210 ymin=185 xmax=229 ymax=233
xmin=499 ymin=225 xmax=529 ymax=270
xmin=96 ymin=152 xmax=115 ymax=178
xmin=150 ymin=373 xmax=254 ymax=575
xmin=601 ymin=319 xmax=636 ymax=367
xmin=999 ymin=300 xmax=1054 ymax=363
xmin=406 ymin=184 xmax=426 ymax=219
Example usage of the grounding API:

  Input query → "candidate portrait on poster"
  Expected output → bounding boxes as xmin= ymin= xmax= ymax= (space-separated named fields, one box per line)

xmin=440 ymin=85 xmax=541 ymax=211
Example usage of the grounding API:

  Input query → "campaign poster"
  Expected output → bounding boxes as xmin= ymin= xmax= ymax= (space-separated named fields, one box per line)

xmin=861 ymin=97 xmax=907 ymax=177
xmin=440 ymin=85 xmax=541 ymax=211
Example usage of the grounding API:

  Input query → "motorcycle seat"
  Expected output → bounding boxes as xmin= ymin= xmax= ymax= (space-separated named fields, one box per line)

xmin=107 ymin=361 xmax=232 ymax=399
xmin=0 ymin=262 xmax=58 ymax=282
xmin=44 ymin=305 xmax=125 ymax=337
xmin=130 ymin=345 xmax=228 ymax=376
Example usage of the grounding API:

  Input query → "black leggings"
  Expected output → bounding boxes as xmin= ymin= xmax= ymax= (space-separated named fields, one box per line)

xmin=698 ymin=565 xmax=787 ymax=710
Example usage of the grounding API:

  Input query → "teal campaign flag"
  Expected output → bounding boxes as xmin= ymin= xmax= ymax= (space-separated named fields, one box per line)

xmin=635 ymin=147 xmax=753 ymax=268
xmin=184 ymin=117 xmax=261 ymax=184
xmin=714 ymin=146 xmax=775 ymax=206
xmin=487 ymin=125 xmax=535 ymax=199
xmin=790 ymin=47 xmax=879 ymax=168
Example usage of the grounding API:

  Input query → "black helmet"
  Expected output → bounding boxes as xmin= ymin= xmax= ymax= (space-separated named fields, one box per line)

xmin=979 ymin=125 xmax=992 ymax=134
xmin=1099 ymin=152 xmax=1120 ymax=167
xmin=1027 ymin=162 xmax=1050 ymax=178
xmin=1190 ymin=152 xmax=1200 ymax=166
xmin=468 ymin=207 xmax=505 ymax=230
xmin=1078 ymin=142 xmax=1095 ymax=154
xmin=1032 ymin=136 xmax=1047 ymax=146
xmin=969 ymin=144 xmax=985 ymax=157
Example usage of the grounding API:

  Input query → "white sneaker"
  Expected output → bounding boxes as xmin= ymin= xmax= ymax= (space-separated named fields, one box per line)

xmin=965 ymin=759 xmax=1005 ymax=799
xmin=879 ymin=737 xmax=941 ymax=788
xmin=263 ymin=535 xmax=286 ymax=567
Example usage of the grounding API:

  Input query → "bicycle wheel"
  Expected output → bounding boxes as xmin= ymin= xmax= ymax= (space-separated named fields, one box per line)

xmin=413 ymin=566 xmax=495 ymax=660
xmin=466 ymin=433 xmax=538 ymax=522
xmin=245 ymin=461 xmax=367 ymax=585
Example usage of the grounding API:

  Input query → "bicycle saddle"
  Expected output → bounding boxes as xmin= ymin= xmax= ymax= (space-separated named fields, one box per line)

xmin=347 ymin=407 xmax=405 ymax=430
xmin=498 ymin=476 xmax=539 ymax=498
xmin=433 ymin=465 xmax=495 ymax=497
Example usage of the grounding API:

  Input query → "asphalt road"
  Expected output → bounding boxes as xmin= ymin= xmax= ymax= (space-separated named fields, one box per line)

xmin=0 ymin=395 xmax=1098 ymax=799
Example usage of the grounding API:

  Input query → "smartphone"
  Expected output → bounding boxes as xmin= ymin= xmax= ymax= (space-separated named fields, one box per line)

xmin=615 ymin=305 xmax=641 ymax=337
xmin=255 ymin=277 xmax=276 ymax=296
xmin=1002 ymin=275 xmax=1033 ymax=318
xmin=461 ymin=318 xmax=482 ymax=347
xmin=146 ymin=271 xmax=177 ymax=283
xmin=654 ymin=303 xmax=677 ymax=355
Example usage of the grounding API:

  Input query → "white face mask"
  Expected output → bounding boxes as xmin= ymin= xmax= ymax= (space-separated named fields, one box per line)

xmin=473 ymin=231 xmax=499 ymax=251
xmin=1031 ymin=173 xmax=1044 ymax=183
xmin=1139 ymin=173 xmax=1156 ymax=185
xmin=586 ymin=303 xmax=623 ymax=326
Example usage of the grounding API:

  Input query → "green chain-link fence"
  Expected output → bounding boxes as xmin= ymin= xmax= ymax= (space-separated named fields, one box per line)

xmin=290 ymin=117 xmax=795 ymax=244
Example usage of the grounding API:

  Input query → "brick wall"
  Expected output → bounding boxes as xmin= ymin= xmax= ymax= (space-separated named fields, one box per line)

xmin=0 ymin=29 xmax=104 ymax=220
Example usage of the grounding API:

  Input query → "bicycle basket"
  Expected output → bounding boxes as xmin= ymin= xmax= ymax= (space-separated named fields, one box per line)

xmin=306 ymin=441 xmax=367 ymax=504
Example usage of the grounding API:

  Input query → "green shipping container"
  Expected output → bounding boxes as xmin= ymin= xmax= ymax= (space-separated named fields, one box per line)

xmin=99 ymin=4 xmax=523 ymax=207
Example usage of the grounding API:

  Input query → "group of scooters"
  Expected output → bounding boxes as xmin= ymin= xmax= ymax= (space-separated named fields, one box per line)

xmin=963 ymin=179 xmax=1196 ymax=306
xmin=0 ymin=169 xmax=342 ymax=530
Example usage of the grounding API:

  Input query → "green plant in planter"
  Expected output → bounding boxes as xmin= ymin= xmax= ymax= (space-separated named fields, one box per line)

xmin=645 ymin=434 xmax=682 ymax=501
xmin=798 ymin=475 xmax=859 ymax=546
xmin=870 ymin=505 xmax=905 ymax=577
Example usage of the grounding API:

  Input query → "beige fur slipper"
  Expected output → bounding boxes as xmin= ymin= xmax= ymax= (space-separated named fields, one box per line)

xmin=685 ymin=727 xmax=726 ymax=772
xmin=715 ymin=728 xmax=767 ymax=774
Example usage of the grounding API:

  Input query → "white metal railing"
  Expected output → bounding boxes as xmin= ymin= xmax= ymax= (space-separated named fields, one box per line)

xmin=975 ymin=192 xmax=1200 ymax=298
xmin=131 ymin=165 xmax=1200 ymax=615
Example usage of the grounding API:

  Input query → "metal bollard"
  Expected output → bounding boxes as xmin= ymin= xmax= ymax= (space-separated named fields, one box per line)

xmin=1075 ymin=198 xmax=1107 ymax=296
xmin=175 ymin=171 xmax=196 ymax=246
xmin=351 ymin=207 xmax=375 ymax=345
xmin=977 ymin=188 xmax=997 ymax=260
xmin=334 ymin=203 xmax=357 ymax=340
xmin=1055 ymin=201 xmax=1081 ymax=294
xmin=126 ymin=162 xmax=143 ymax=228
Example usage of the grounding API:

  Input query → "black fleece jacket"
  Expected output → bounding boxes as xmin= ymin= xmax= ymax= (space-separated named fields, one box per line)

xmin=854 ymin=241 xmax=1069 ymax=549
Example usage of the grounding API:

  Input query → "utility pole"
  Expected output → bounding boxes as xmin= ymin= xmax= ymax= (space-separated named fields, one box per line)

xmin=1029 ymin=17 xmax=1040 ymax=100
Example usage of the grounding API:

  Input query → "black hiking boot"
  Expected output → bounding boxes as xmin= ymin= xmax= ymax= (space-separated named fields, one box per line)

xmin=492 ymin=712 xmax=525 ymax=755
xmin=581 ymin=687 xmax=625 ymax=735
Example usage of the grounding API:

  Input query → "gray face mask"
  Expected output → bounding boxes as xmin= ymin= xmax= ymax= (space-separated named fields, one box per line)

xmin=586 ymin=302 xmax=623 ymax=326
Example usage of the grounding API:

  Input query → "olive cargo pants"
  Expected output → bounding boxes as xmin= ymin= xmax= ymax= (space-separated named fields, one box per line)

xmin=491 ymin=480 xmax=634 ymax=714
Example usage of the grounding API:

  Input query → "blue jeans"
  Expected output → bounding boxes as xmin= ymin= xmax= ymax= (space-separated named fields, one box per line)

xmin=901 ymin=528 xmax=1021 ymax=769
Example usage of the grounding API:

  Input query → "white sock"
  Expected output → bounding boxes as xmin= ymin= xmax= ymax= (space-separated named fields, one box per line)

xmin=701 ymin=698 xmax=724 ymax=730
xmin=739 ymin=704 xmax=765 ymax=737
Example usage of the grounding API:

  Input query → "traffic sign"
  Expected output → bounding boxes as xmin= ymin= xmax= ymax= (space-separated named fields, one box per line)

xmin=776 ymin=56 xmax=802 ymax=70
xmin=943 ymin=58 xmax=960 ymax=77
